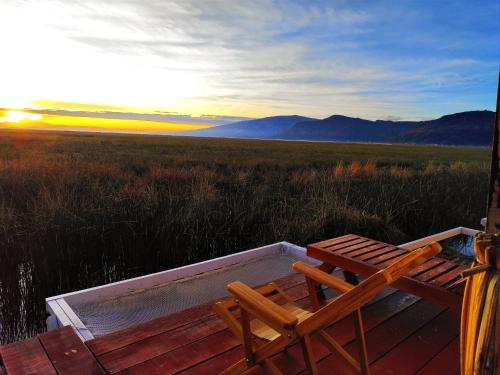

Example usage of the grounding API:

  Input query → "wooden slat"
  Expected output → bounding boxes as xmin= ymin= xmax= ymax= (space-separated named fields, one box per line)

xmin=414 ymin=261 xmax=457 ymax=282
xmin=0 ymin=337 xmax=57 ymax=375
xmin=326 ymin=238 xmax=372 ymax=252
xmin=407 ymin=258 xmax=446 ymax=278
xmin=370 ymin=310 xmax=460 ymax=375
xmin=310 ymin=234 xmax=359 ymax=249
xmin=369 ymin=249 xmax=409 ymax=265
xmin=38 ymin=326 xmax=104 ymax=375
xmin=335 ymin=240 xmax=380 ymax=255
xmin=428 ymin=265 xmax=466 ymax=288
xmin=416 ymin=337 xmax=460 ymax=375
xmin=343 ymin=243 xmax=390 ymax=259
xmin=353 ymin=246 xmax=399 ymax=261
xmin=375 ymin=252 xmax=411 ymax=267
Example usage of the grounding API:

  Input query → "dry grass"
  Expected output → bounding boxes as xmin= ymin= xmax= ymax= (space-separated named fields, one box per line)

xmin=0 ymin=129 xmax=490 ymax=343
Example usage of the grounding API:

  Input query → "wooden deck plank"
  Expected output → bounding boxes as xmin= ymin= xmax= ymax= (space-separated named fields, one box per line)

xmin=178 ymin=346 xmax=246 ymax=375
xmin=362 ymin=300 xmax=446 ymax=363
xmin=415 ymin=337 xmax=460 ymax=375
xmin=0 ymin=337 xmax=57 ymax=375
xmin=312 ymin=298 xmax=446 ymax=374
xmin=259 ymin=290 xmax=417 ymax=374
xmin=370 ymin=310 xmax=460 ymax=375
xmin=99 ymin=318 xmax=228 ymax=373
xmin=116 ymin=329 xmax=240 ymax=375
xmin=38 ymin=326 xmax=104 ymax=375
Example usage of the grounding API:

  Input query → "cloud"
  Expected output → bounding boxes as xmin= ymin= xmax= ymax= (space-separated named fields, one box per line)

xmin=2 ymin=106 xmax=250 ymax=126
xmin=0 ymin=0 xmax=498 ymax=120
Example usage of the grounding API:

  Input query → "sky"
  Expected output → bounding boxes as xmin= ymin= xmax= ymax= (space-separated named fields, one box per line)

xmin=0 ymin=0 xmax=499 ymax=130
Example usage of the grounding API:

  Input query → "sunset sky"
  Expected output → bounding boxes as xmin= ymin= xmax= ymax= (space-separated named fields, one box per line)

xmin=0 ymin=0 xmax=499 ymax=132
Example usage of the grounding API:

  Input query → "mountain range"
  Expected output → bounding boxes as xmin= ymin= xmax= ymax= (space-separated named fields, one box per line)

xmin=181 ymin=110 xmax=495 ymax=146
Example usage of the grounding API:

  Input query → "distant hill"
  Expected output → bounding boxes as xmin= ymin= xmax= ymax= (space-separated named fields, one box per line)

xmin=280 ymin=110 xmax=494 ymax=146
xmin=182 ymin=110 xmax=495 ymax=146
xmin=392 ymin=111 xmax=494 ymax=146
xmin=178 ymin=115 xmax=316 ymax=138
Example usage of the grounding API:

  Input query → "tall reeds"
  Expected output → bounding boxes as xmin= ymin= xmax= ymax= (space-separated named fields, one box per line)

xmin=0 ymin=130 xmax=490 ymax=343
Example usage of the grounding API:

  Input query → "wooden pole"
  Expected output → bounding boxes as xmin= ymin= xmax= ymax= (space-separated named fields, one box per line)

xmin=460 ymin=72 xmax=500 ymax=375
xmin=487 ymin=72 xmax=500 ymax=233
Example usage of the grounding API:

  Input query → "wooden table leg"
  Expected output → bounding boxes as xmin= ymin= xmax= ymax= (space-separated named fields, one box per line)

xmin=307 ymin=263 xmax=336 ymax=310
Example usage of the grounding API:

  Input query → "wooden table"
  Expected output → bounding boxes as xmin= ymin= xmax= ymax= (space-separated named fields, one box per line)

xmin=306 ymin=234 xmax=466 ymax=310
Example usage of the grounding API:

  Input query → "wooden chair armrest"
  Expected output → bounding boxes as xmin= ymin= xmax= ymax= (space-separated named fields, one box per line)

xmin=293 ymin=261 xmax=353 ymax=293
xmin=227 ymin=281 xmax=298 ymax=332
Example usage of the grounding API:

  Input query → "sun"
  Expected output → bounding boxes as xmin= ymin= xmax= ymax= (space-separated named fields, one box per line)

xmin=0 ymin=111 xmax=42 ymax=123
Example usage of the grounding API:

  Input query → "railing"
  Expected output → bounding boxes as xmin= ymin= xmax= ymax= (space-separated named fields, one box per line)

xmin=399 ymin=226 xmax=480 ymax=250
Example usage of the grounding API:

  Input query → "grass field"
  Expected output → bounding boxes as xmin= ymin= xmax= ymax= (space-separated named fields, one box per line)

xmin=0 ymin=129 xmax=491 ymax=343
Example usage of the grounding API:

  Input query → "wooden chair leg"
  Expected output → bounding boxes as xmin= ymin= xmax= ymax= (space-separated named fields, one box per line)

xmin=353 ymin=309 xmax=370 ymax=375
xmin=300 ymin=334 xmax=319 ymax=375
xmin=317 ymin=330 xmax=360 ymax=373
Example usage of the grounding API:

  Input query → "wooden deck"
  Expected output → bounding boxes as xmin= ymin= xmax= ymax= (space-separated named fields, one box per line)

xmin=1 ymin=269 xmax=461 ymax=374
xmin=0 ymin=326 xmax=104 ymax=375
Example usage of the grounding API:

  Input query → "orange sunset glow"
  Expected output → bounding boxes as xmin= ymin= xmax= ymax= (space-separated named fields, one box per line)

xmin=0 ymin=110 xmax=213 ymax=133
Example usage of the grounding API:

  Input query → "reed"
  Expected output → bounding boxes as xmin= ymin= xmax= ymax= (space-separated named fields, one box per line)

xmin=0 ymin=129 xmax=490 ymax=343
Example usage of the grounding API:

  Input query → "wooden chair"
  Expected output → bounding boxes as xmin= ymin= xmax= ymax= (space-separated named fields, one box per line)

xmin=213 ymin=242 xmax=442 ymax=375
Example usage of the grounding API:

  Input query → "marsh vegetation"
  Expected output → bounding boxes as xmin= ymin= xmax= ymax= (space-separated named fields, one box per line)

xmin=0 ymin=129 xmax=490 ymax=343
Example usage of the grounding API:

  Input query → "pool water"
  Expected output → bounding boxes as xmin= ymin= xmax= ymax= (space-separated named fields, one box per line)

xmin=439 ymin=234 xmax=475 ymax=264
